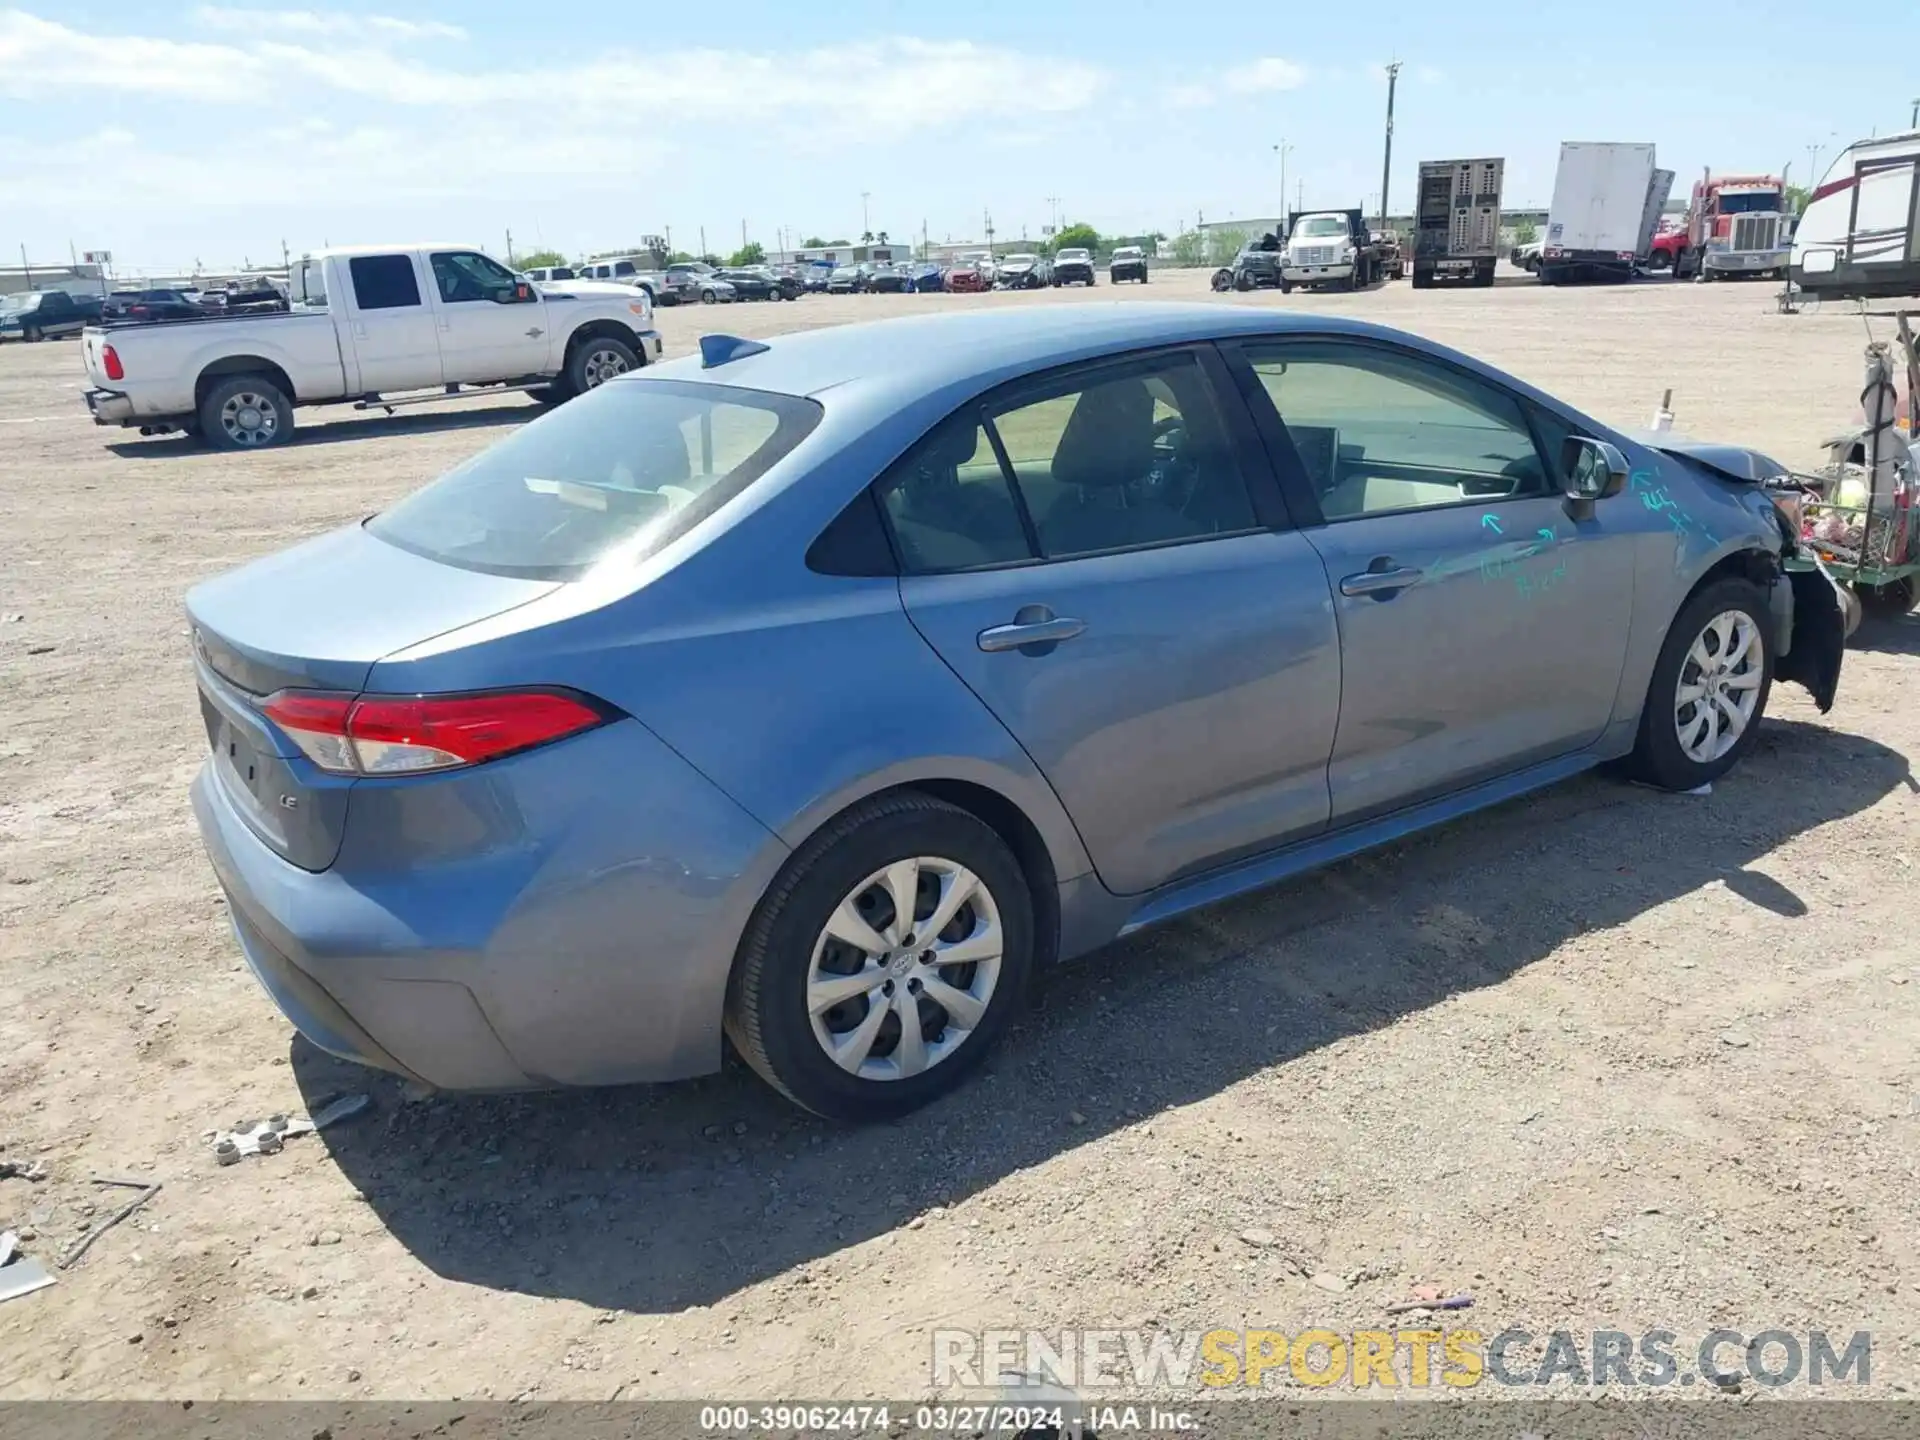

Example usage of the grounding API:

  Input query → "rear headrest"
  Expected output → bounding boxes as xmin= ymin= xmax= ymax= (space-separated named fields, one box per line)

xmin=920 ymin=420 xmax=980 ymax=470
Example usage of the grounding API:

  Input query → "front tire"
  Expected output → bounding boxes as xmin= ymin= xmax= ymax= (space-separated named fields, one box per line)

xmin=1626 ymin=579 xmax=1773 ymax=790
xmin=199 ymin=375 xmax=294 ymax=450
xmin=726 ymin=792 xmax=1034 ymax=1123
xmin=565 ymin=333 xmax=639 ymax=396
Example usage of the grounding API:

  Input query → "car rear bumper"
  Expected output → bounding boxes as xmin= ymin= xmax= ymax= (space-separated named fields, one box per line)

xmin=85 ymin=388 xmax=137 ymax=425
xmin=190 ymin=717 xmax=790 ymax=1091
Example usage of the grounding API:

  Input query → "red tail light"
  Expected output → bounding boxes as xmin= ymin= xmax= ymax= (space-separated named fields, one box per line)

xmin=103 ymin=344 xmax=124 ymax=381
xmin=262 ymin=689 xmax=613 ymax=776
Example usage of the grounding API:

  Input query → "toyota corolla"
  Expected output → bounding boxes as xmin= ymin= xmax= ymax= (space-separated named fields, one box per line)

xmin=188 ymin=306 xmax=1845 ymax=1122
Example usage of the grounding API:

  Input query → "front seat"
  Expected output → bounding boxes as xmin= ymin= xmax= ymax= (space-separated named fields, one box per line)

xmin=1042 ymin=378 xmax=1200 ymax=555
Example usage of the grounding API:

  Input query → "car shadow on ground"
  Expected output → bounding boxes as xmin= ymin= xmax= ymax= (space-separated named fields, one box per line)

xmin=105 ymin=403 xmax=532 ymax=458
xmin=1846 ymin=608 xmax=1920 ymax=657
xmin=292 ymin=716 xmax=1908 ymax=1317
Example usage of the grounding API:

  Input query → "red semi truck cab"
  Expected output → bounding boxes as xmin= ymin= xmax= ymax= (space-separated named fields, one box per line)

xmin=1666 ymin=173 xmax=1792 ymax=280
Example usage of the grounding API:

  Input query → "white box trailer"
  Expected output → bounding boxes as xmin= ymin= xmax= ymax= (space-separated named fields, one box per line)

xmin=1541 ymin=141 xmax=1659 ymax=284
xmin=1792 ymin=129 xmax=1920 ymax=300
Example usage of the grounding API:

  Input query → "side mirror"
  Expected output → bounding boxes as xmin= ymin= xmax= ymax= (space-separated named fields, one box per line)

xmin=492 ymin=284 xmax=531 ymax=304
xmin=1561 ymin=436 xmax=1629 ymax=505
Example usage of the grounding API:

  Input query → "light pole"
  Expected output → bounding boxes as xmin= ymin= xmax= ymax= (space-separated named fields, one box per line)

xmin=1911 ymin=97 xmax=1919 ymax=129
xmin=1273 ymin=141 xmax=1293 ymax=221
xmin=861 ymin=192 xmax=871 ymax=238
xmin=1378 ymin=60 xmax=1402 ymax=234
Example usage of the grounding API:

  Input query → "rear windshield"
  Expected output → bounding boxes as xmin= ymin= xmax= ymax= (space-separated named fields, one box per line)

xmin=366 ymin=378 xmax=822 ymax=581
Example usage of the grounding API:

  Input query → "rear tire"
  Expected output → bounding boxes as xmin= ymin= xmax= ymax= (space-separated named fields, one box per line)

xmin=726 ymin=791 xmax=1034 ymax=1122
xmin=198 ymin=374 xmax=294 ymax=451
xmin=1625 ymin=578 xmax=1773 ymax=791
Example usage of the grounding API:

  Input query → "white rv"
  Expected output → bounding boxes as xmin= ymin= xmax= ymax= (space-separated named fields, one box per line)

xmin=1792 ymin=130 xmax=1920 ymax=300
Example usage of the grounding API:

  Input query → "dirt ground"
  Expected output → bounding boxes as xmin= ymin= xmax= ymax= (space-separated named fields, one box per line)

xmin=2 ymin=268 xmax=1919 ymax=1404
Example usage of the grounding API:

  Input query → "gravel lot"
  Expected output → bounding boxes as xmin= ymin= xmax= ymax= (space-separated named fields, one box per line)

xmin=2 ymin=268 xmax=1918 ymax=1403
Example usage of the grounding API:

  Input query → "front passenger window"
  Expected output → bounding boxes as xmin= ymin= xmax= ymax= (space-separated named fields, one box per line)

xmin=431 ymin=251 xmax=517 ymax=304
xmin=1245 ymin=344 xmax=1547 ymax=519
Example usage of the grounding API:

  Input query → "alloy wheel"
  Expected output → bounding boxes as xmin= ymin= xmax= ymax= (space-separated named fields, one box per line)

xmin=806 ymin=855 xmax=1003 ymax=1082
xmin=580 ymin=345 xmax=629 ymax=388
xmin=218 ymin=391 xmax=280 ymax=447
xmin=1674 ymin=609 xmax=1763 ymax=763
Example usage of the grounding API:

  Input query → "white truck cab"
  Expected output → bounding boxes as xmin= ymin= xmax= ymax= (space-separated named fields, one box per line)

xmin=1282 ymin=213 xmax=1361 ymax=287
xmin=82 ymin=242 xmax=662 ymax=449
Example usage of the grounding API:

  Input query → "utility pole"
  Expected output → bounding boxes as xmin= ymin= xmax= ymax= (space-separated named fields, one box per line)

xmin=699 ymin=225 xmax=707 ymax=261
xmin=19 ymin=243 xmax=31 ymax=291
xmin=984 ymin=208 xmax=995 ymax=254
xmin=861 ymin=192 xmax=871 ymax=237
xmin=1273 ymin=141 xmax=1293 ymax=221
xmin=1378 ymin=60 xmax=1402 ymax=233
xmin=505 ymin=228 xmax=514 ymax=264
xmin=1911 ymin=97 xmax=1919 ymax=129
xmin=742 ymin=218 xmax=748 ymax=252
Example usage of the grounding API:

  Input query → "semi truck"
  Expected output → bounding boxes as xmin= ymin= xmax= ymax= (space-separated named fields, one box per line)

xmin=1539 ymin=142 xmax=1671 ymax=284
xmin=1650 ymin=172 xmax=1792 ymax=280
xmin=1411 ymin=157 xmax=1504 ymax=288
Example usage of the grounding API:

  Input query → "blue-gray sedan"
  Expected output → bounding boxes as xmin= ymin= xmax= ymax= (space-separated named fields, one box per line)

xmin=187 ymin=305 xmax=1847 ymax=1121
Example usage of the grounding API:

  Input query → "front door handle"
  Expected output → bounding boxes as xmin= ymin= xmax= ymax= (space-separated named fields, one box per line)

xmin=1339 ymin=560 xmax=1423 ymax=599
xmin=977 ymin=606 xmax=1086 ymax=653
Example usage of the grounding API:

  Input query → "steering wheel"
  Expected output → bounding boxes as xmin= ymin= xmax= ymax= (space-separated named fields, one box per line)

xmin=1140 ymin=414 xmax=1196 ymax=505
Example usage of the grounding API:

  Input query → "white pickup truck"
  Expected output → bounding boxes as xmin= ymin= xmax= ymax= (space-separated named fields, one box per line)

xmin=81 ymin=243 xmax=663 ymax=450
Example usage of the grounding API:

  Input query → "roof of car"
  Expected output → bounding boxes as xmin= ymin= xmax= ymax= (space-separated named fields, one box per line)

xmin=639 ymin=303 xmax=1460 ymax=408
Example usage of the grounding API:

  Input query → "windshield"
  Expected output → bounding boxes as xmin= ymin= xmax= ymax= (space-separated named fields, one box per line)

xmin=1057 ymin=249 xmax=1090 ymax=261
xmin=1297 ymin=217 xmax=1347 ymax=238
xmin=1005 ymin=254 xmax=1037 ymax=265
xmin=1718 ymin=191 xmax=1781 ymax=215
xmin=366 ymin=378 xmax=822 ymax=581
xmin=1113 ymin=248 xmax=1141 ymax=259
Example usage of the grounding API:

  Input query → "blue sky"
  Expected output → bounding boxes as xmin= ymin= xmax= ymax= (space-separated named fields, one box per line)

xmin=1 ymin=2 xmax=1911 ymax=271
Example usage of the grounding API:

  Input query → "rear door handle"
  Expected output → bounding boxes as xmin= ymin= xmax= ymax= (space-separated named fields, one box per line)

xmin=977 ymin=610 xmax=1086 ymax=653
xmin=1339 ymin=563 xmax=1423 ymax=598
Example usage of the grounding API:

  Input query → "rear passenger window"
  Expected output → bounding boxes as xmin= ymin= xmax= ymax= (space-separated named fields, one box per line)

xmin=877 ymin=415 xmax=1034 ymax=573
xmin=349 ymin=254 xmax=422 ymax=311
xmin=986 ymin=352 xmax=1257 ymax=559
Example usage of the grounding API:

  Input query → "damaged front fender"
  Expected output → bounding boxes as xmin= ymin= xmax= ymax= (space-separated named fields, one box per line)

xmin=1775 ymin=565 xmax=1851 ymax=713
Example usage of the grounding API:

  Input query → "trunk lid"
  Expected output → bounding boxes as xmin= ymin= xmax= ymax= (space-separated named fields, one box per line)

xmin=187 ymin=523 xmax=558 ymax=870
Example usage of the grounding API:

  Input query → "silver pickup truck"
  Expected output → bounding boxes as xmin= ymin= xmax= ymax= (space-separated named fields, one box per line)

xmin=81 ymin=243 xmax=662 ymax=449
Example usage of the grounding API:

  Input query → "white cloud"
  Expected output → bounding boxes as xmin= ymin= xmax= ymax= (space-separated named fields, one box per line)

xmin=192 ymin=7 xmax=467 ymax=42
xmin=1223 ymin=57 xmax=1308 ymax=94
xmin=0 ymin=9 xmax=265 ymax=100
xmin=1 ymin=11 xmax=1100 ymax=131
xmin=1416 ymin=64 xmax=1445 ymax=84
xmin=1163 ymin=56 xmax=1306 ymax=110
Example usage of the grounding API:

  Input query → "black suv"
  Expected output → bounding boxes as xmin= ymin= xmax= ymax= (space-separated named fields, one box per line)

xmin=717 ymin=267 xmax=802 ymax=301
